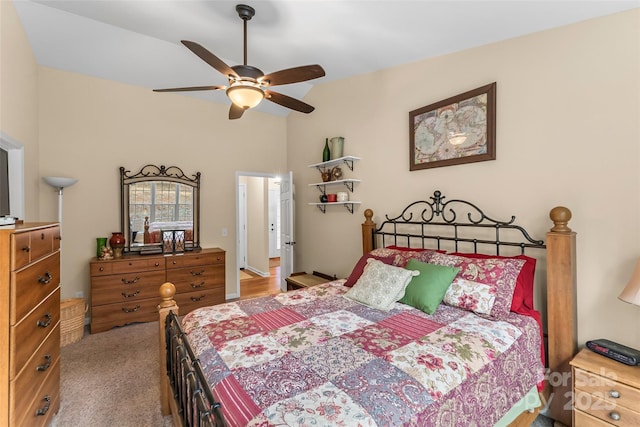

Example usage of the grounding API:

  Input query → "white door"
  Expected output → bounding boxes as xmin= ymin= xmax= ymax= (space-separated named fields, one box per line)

xmin=238 ymin=183 xmax=247 ymax=269
xmin=268 ymin=188 xmax=280 ymax=258
xmin=279 ymin=171 xmax=294 ymax=291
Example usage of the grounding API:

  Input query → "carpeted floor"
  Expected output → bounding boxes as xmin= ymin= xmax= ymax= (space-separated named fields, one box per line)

xmin=50 ymin=319 xmax=557 ymax=426
xmin=50 ymin=322 xmax=172 ymax=427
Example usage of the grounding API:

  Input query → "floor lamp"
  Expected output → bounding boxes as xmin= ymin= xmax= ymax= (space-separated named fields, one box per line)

xmin=43 ymin=176 xmax=78 ymax=231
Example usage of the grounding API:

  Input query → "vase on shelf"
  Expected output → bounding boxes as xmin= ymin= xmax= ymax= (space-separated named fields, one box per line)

xmin=330 ymin=136 xmax=344 ymax=160
xmin=109 ymin=232 xmax=126 ymax=258
xmin=96 ymin=237 xmax=107 ymax=258
xmin=322 ymin=138 xmax=331 ymax=162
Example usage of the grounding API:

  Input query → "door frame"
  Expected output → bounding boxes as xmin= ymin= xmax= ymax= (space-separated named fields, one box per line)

xmin=234 ymin=171 xmax=284 ymax=299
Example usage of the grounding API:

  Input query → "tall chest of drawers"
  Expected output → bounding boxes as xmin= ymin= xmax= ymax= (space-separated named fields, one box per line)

xmin=0 ymin=223 xmax=61 ymax=427
xmin=90 ymin=247 xmax=225 ymax=333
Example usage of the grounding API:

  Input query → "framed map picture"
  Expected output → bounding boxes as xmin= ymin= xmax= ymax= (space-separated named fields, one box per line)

xmin=409 ymin=82 xmax=496 ymax=170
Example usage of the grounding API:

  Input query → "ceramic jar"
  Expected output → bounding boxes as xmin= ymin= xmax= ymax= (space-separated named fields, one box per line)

xmin=330 ymin=137 xmax=344 ymax=159
xmin=109 ymin=232 xmax=126 ymax=258
xmin=337 ymin=191 xmax=349 ymax=202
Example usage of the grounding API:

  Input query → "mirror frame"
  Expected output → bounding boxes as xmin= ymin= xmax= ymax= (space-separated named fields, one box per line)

xmin=120 ymin=164 xmax=201 ymax=253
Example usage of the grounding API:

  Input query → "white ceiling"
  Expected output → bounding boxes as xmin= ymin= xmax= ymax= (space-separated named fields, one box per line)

xmin=13 ymin=0 xmax=640 ymax=117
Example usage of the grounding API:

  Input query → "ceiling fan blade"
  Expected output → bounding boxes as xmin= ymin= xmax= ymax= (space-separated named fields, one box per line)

xmin=265 ymin=90 xmax=315 ymax=113
xmin=153 ymin=85 xmax=225 ymax=92
xmin=229 ymin=103 xmax=245 ymax=120
xmin=260 ymin=65 xmax=325 ymax=86
xmin=181 ymin=40 xmax=238 ymax=79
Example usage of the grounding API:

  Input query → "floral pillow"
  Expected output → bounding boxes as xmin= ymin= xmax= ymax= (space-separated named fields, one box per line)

xmin=344 ymin=253 xmax=395 ymax=287
xmin=369 ymin=247 xmax=438 ymax=267
xmin=344 ymin=258 xmax=419 ymax=311
xmin=429 ymin=252 xmax=525 ymax=319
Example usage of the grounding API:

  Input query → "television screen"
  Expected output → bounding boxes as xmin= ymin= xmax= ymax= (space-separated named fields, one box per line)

xmin=0 ymin=148 xmax=10 ymax=217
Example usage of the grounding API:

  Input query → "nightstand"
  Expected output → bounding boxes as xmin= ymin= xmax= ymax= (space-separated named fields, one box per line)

xmin=570 ymin=348 xmax=640 ymax=426
xmin=285 ymin=271 xmax=335 ymax=291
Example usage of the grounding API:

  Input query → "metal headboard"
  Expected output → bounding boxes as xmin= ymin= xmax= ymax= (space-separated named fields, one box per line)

xmin=372 ymin=190 xmax=545 ymax=254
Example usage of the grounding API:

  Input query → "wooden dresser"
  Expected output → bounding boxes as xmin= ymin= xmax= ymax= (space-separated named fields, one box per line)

xmin=90 ymin=247 xmax=225 ymax=333
xmin=571 ymin=348 xmax=640 ymax=426
xmin=0 ymin=222 xmax=61 ymax=427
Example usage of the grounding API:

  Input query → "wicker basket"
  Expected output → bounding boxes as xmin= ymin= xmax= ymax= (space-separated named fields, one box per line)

xmin=60 ymin=298 xmax=87 ymax=347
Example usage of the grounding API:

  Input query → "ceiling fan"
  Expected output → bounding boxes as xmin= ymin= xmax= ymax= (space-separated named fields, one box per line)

xmin=153 ymin=4 xmax=325 ymax=120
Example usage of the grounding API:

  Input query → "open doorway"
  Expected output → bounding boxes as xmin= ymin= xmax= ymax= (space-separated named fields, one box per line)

xmin=236 ymin=172 xmax=283 ymax=299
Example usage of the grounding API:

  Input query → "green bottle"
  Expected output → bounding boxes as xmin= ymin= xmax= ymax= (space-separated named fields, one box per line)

xmin=322 ymin=138 xmax=331 ymax=162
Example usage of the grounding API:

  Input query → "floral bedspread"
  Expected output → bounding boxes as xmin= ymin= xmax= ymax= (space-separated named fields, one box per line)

xmin=181 ymin=281 xmax=544 ymax=427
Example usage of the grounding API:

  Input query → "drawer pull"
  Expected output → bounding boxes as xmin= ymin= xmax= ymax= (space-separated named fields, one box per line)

xmin=191 ymin=282 xmax=205 ymax=289
xmin=608 ymin=411 xmax=621 ymax=421
xmin=35 ymin=395 xmax=51 ymax=416
xmin=37 ymin=354 xmax=52 ymax=372
xmin=121 ymin=276 xmax=140 ymax=284
xmin=121 ymin=290 xmax=140 ymax=298
xmin=154 ymin=262 xmax=160 ymax=267
xmin=190 ymin=295 xmax=206 ymax=302
xmin=37 ymin=313 xmax=52 ymax=328
xmin=38 ymin=272 xmax=53 ymax=284
xmin=99 ymin=266 xmax=105 ymax=272
xmin=22 ymin=246 xmax=30 ymax=253
xmin=608 ymin=390 xmax=620 ymax=399
xmin=191 ymin=270 xmax=205 ymax=276
xmin=40 ymin=232 xmax=45 ymax=240
xmin=122 ymin=305 xmax=141 ymax=313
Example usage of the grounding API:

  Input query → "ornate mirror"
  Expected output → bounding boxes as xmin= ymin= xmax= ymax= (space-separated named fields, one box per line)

xmin=120 ymin=165 xmax=200 ymax=254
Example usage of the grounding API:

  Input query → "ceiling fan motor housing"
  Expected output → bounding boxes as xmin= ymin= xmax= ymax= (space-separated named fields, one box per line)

xmin=236 ymin=4 xmax=255 ymax=21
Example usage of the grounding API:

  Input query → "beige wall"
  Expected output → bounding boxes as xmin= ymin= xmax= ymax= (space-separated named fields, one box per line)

xmin=0 ymin=0 xmax=39 ymax=219
xmin=245 ymin=176 xmax=270 ymax=275
xmin=36 ymin=67 xmax=287 ymax=301
xmin=288 ymin=9 xmax=640 ymax=350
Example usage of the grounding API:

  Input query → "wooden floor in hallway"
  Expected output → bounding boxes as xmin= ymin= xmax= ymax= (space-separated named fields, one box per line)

xmin=239 ymin=257 xmax=281 ymax=299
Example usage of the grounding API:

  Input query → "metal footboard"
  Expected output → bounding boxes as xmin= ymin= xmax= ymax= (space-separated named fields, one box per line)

xmin=165 ymin=311 xmax=227 ymax=427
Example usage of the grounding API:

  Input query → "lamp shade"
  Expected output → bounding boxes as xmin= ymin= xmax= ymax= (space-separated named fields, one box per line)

xmin=226 ymin=84 xmax=264 ymax=109
xmin=619 ymin=259 xmax=640 ymax=306
xmin=43 ymin=176 xmax=78 ymax=189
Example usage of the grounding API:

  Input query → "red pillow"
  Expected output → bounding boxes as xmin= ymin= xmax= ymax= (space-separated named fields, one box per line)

xmin=344 ymin=254 xmax=395 ymax=287
xmin=451 ymin=252 xmax=536 ymax=314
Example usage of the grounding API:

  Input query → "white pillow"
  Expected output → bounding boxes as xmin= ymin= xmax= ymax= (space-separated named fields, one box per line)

xmin=344 ymin=258 xmax=419 ymax=311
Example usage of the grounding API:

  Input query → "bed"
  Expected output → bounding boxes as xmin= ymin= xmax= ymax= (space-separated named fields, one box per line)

xmin=157 ymin=190 xmax=577 ymax=426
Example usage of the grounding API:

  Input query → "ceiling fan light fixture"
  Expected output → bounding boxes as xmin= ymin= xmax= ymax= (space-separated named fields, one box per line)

xmin=226 ymin=83 xmax=264 ymax=109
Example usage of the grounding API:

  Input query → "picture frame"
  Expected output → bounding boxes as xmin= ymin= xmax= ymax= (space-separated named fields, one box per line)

xmin=409 ymin=82 xmax=496 ymax=170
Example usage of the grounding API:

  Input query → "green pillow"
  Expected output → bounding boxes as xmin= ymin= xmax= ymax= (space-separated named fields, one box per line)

xmin=399 ymin=259 xmax=460 ymax=314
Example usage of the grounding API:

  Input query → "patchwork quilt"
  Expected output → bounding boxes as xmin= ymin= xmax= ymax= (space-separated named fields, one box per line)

xmin=181 ymin=281 xmax=544 ymax=427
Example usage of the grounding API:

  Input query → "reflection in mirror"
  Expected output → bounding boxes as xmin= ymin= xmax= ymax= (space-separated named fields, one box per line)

xmin=120 ymin=165 xmax=200 ymax=253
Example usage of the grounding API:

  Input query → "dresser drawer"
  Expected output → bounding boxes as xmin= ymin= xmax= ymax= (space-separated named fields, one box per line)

xmin=11 ymin=325 xmax=60 ymax=398
xmin=174 ymin=288 xmax=225 ymax=315
xmin=11 ymin=226 xmax=60 ymax=270
xmin=167 ymin=264 xmax=225 ymax=293
xmin=575 ymin=409 xmax=611 ymax=427
xmin=575 ymin=368 xmax=640 ymax=413
xmin=91 ymin=297 xmax=160 ymax=333
xmin=10 ymin=288 xmax=61 ymax=377
xmin=166 ymin=251 xmax=225 ymax=269
xmin=11 ymin=252 xmax=61 ymax=324
xmin=91 ymin=257 xmax=165 ymax=277
xmin=12 ymin=357 xmax=60 ymax=427
xmin=91 ymin=270 xmax=166 ymax=306
xmin=12 ymin=232 xmax=32 ymax=270
xmin=575 ymin=389 xmax=640 ymax=426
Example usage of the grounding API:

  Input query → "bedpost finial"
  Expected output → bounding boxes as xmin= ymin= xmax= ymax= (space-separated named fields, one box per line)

xmin=159 ymin=282 xmax=176 ymax=308
xmin=549 ymin=206 xmax=572 ymax=233
xmin=364 ymin=208 xmax=374 ymax=224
